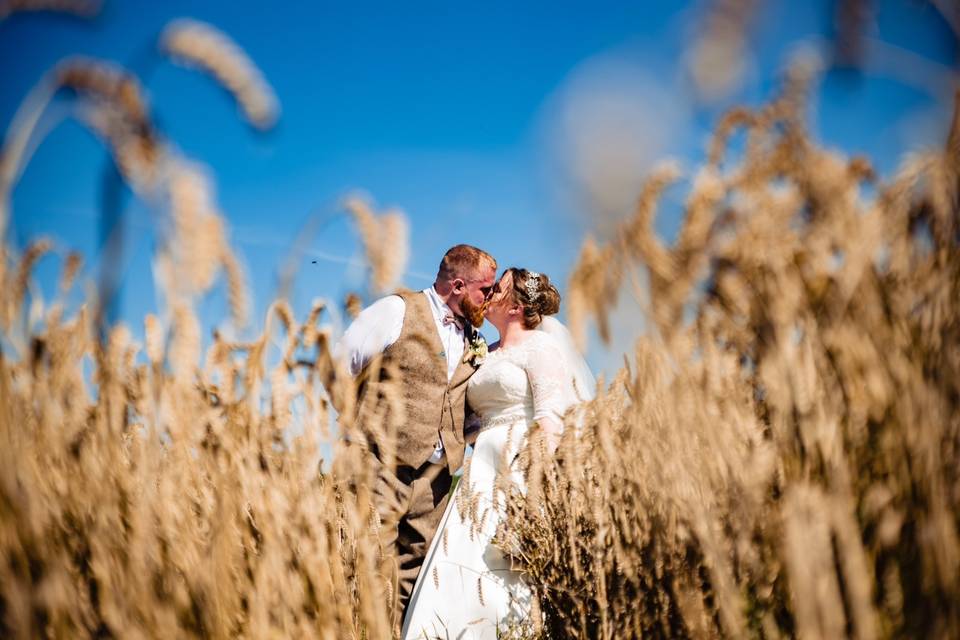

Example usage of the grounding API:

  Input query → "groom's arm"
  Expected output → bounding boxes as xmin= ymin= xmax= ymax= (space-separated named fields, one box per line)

xmin=333 ymin=295 xmax=406 ymax=377
xmin=326 ymin=296 xmax=405 ymax=415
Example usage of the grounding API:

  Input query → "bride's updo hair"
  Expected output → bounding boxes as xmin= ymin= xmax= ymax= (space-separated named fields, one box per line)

xmin=506 ymin=267 xmax=561 ymax=329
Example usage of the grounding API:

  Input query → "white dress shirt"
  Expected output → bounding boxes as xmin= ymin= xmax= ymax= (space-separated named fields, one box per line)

xmin=335 ymin=287 xmax=467 ymax=462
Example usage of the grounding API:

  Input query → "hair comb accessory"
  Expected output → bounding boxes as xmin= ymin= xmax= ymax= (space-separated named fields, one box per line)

xmin=525 ymin=272 xmax=541 ymax=300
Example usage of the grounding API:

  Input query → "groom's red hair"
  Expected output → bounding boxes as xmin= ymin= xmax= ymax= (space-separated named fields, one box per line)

xmin=437 ymin=244 xmax=496 ymax=282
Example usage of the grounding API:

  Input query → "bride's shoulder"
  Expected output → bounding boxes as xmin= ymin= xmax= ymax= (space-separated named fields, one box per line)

xmin=521 ymin=329 xmax=562 ymax=353
xmin=510 ymin=332 xmax=563 ymax=372
xmin=530 ymin=329 xmax=558 ymax=344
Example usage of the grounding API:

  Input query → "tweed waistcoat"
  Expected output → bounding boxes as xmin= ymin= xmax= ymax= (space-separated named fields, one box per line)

xmin=355 ymin=290 xmax=477 ymax=475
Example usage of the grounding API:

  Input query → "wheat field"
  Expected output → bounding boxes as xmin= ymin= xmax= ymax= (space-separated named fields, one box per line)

xmin=1 ymin=6 xmax=958 ymax=640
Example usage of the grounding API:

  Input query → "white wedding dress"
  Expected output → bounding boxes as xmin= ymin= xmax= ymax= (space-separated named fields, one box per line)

xmin=401 ymin=323 xmax=593 ymax=640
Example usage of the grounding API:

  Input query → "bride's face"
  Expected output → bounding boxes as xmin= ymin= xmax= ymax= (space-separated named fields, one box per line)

xmin=484 ymin=271 xmax=519 ymax=325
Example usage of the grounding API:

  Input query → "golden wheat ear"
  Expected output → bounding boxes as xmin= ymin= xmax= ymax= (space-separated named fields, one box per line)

xmin=160 ymin=18 xmax=279 ymax=131
xmin=343 ymin=196 xmax=411 ymax=295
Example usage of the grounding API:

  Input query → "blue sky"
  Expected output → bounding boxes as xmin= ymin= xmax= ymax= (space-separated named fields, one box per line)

xmin=1 ymin=0 xmax=956 ymax=373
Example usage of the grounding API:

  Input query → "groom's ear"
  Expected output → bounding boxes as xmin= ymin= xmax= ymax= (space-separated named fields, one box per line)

xmin=451 ymin=278 xmax=465 ymax=294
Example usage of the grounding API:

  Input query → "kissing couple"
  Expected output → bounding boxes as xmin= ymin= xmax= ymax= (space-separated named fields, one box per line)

xmin=335 ymin=244 xmax=595 ymax=639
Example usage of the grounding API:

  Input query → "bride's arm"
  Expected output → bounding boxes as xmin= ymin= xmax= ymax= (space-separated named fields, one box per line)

xmin=525 ymin=337 xmax=568 ymax=453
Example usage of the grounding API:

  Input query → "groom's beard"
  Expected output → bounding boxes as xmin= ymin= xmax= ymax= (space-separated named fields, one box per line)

xmin=460 ymin=296 xmax=486 ymax=328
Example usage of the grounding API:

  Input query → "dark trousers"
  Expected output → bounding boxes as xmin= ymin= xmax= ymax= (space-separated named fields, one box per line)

xmin=371 ymin=454 xmax=453 ymax=632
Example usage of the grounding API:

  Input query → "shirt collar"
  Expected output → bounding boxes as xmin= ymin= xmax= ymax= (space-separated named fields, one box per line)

xmin=423 ymin=286 xmax=461 ymax=328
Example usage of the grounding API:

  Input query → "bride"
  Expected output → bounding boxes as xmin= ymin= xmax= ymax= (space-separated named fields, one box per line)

xmin=401 ymin=267 xmax=595 ymax=640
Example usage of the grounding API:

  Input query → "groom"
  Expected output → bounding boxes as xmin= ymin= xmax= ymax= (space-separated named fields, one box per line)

xmin=335 ymin=244 xmax=497 ymax=627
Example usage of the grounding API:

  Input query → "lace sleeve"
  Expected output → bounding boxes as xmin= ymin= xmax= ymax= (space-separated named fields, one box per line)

xmin=524 ymin=334 xmax=569 ymax=424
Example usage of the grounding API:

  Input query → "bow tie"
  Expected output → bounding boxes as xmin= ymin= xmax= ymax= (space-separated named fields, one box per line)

xmin=442 ymin=312 xmax=465 ymax=330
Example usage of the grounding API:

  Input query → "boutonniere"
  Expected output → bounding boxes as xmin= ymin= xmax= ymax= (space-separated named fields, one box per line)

xmin=463 ymin=332 xmax=488 ymax=367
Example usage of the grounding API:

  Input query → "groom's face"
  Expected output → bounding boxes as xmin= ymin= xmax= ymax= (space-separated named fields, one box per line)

xmin=455 ymin=266 xmax=497 ymax=326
